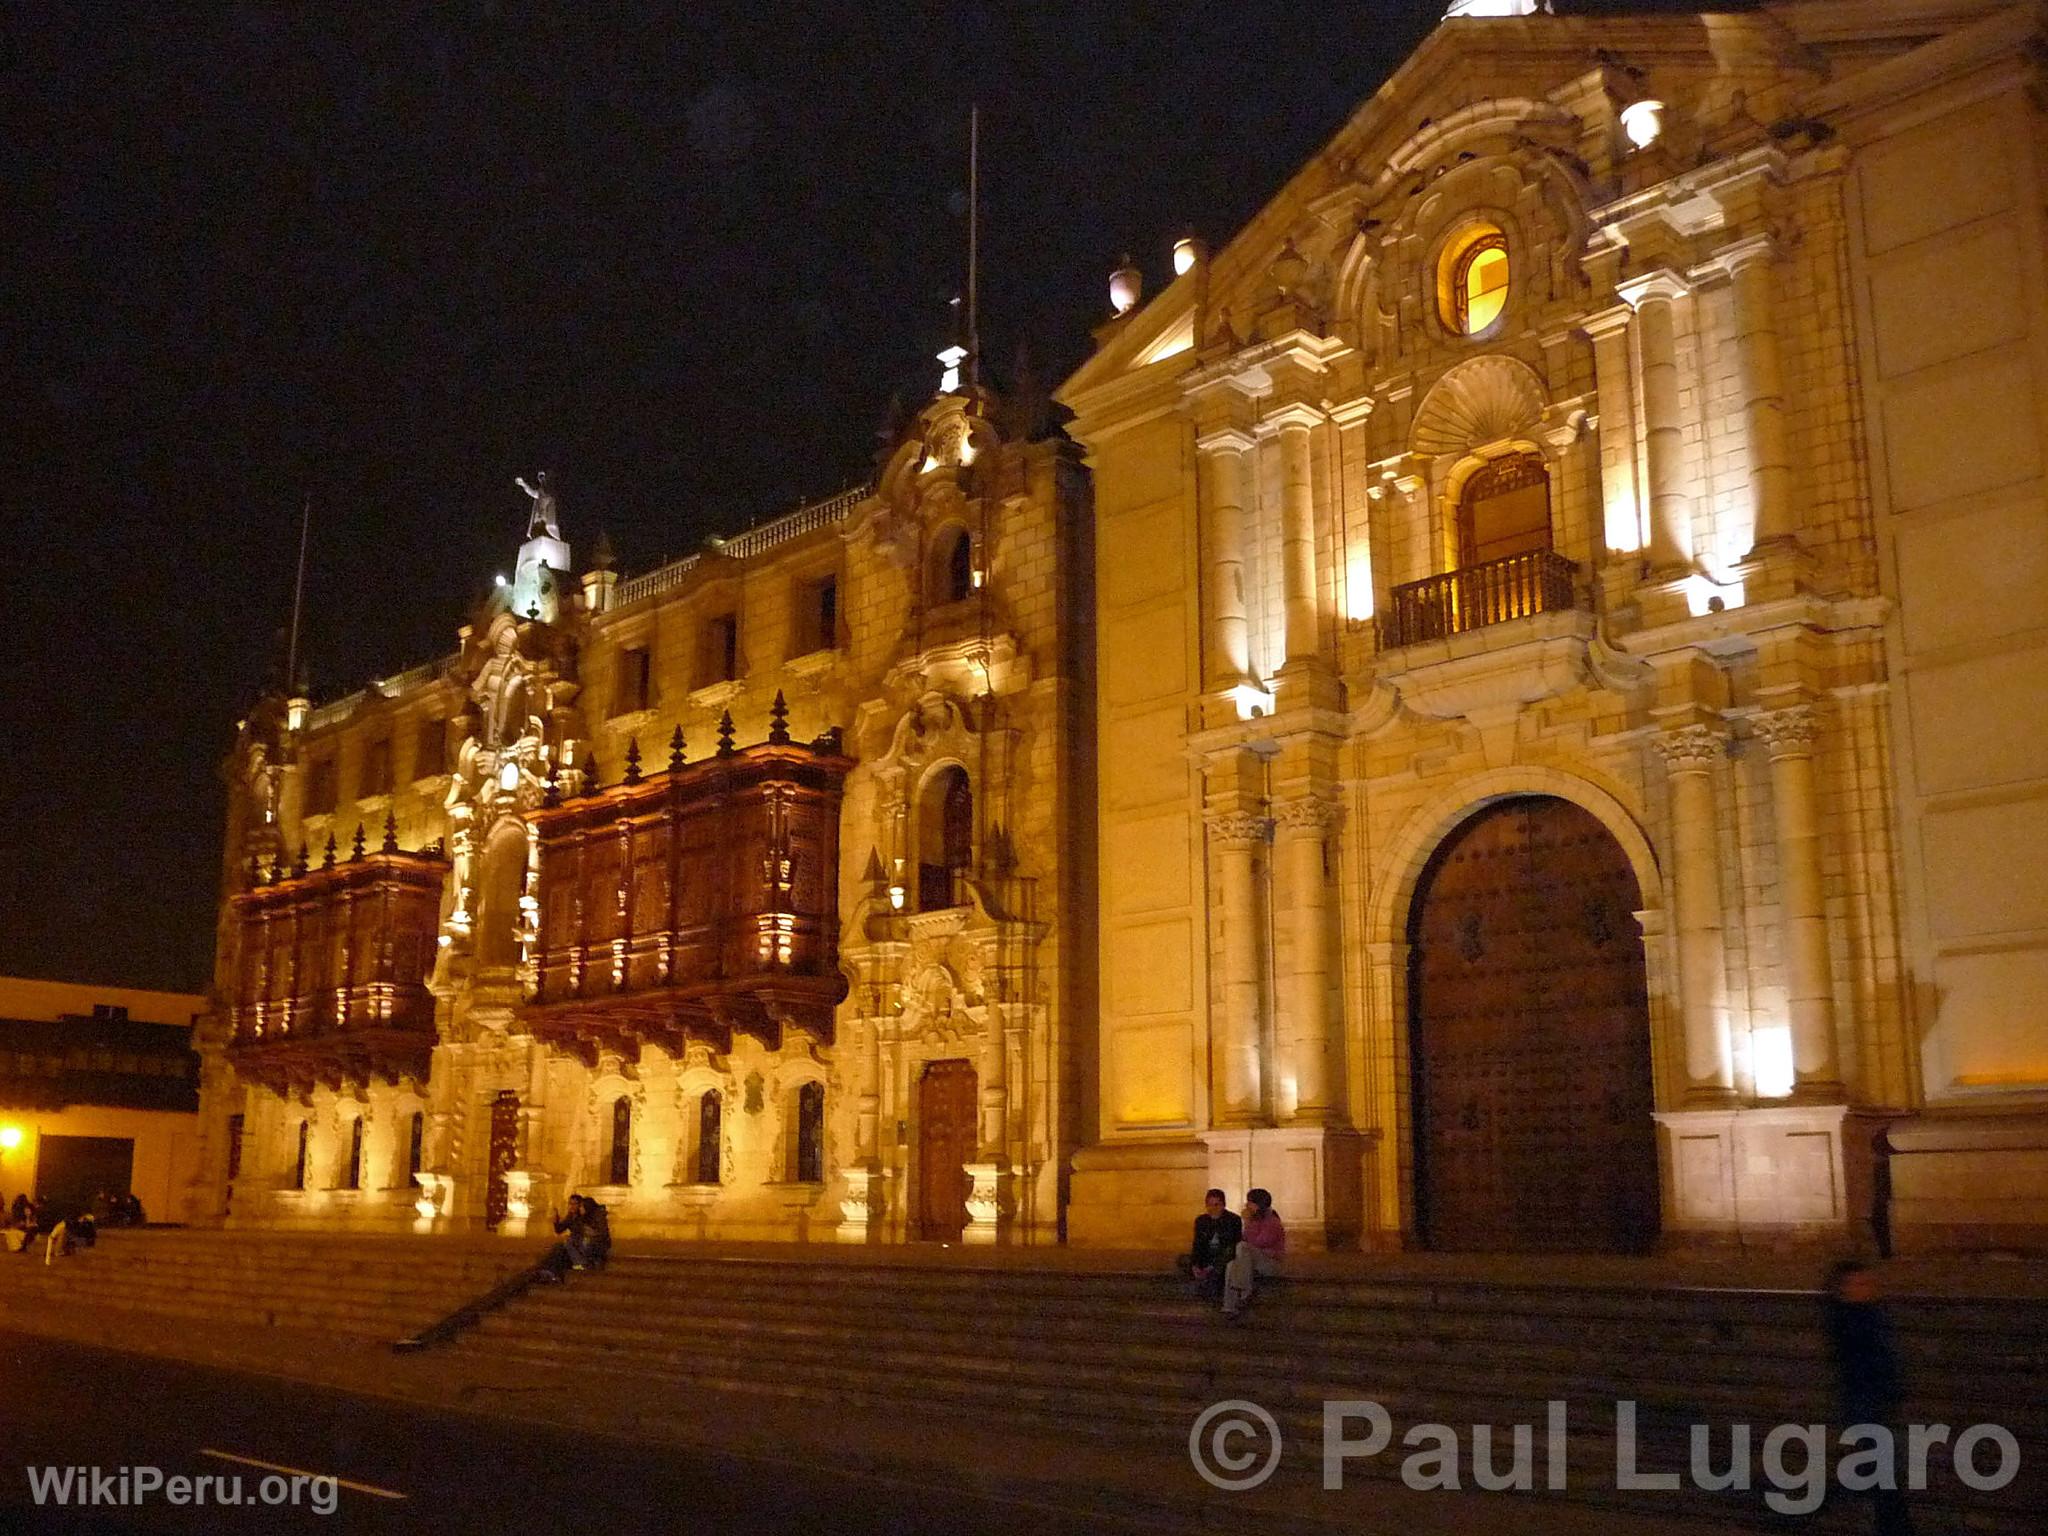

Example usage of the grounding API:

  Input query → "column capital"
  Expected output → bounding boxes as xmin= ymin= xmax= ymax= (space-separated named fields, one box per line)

xmin=1196 ymin=425 xmax=1259 ymax=458
xmin=1653 ymin=723 xmax=1726 ymax=773
xmin=1260 ymin=401 xmax=1327 ymax=436
xmin=1751 ymin=703 xmax=1819 ymax=756
xmin=1580 ymin=302 xmax=1636 ymax=343
xmin=1327 ymin=395 xmax=1375 ymax=430
xmin=1617 ymin=268 xmax=1691 ymax=310
xmin=1693 ymin=232 xmax=1780 ymax=285
xmin=1273 ymin=795 xmax=1342 ymax=835
xmin=1207 ymin=810 xmax=1271 ymax=849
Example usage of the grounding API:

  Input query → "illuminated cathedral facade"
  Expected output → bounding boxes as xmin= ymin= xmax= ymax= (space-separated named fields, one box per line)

xmin=193 ymin=0 xmax=2048 ymax=1255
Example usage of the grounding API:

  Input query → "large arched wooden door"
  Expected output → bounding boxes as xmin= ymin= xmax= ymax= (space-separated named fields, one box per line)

xmin=915 ymin=1059 xmax=977 ymax=1241
xmin=1408 ymin=796 xmax=1660 ymax=1254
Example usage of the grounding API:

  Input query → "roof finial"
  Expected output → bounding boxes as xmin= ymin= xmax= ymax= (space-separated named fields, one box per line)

xmin=623 ymin=736 xmax=643 ymax=785
xmin=352 ymin=823 xmax=366 ymax=861
xmin=323 ymin=832 xmax=337 ymax=869
xmin=382 ymin=811 xmax=399 ymax=853
xmin=717 ymin=710 xmax=737 ymax=756
xmin=769 ymin=691 xmax=791 ymax=745
xmin=580 ymin=750 xmax=600 ymax=796
xmin=292 ymin=843 xmax=309 ymax=878
xmin=669 ymin=724 xmax=686 ymax=772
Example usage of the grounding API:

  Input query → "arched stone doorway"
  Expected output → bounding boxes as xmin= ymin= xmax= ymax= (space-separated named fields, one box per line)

xmin=1407 ymin=795 xmax=1659 ymax=1254
xmin=476 ymin=818 xmax=529 ymax=971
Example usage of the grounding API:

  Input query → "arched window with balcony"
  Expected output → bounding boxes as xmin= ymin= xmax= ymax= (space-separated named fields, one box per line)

xmin=916 ymin=765 xmax=973 ymax=911
xmin=609 ymin=1095 xmax=632 ymax=1187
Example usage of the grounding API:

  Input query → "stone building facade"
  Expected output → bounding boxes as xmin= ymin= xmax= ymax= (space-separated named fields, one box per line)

xmin=1059 ymin=0 xmax=2048 ymax=1254
xmin=193 ymin=0 xmax=2047 ymax=1255
xmin=196 ymin=390 xmax=1095 ymax=1243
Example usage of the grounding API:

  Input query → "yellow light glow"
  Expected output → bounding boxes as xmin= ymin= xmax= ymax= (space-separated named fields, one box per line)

xmin=1753 ymin=1023 xmax=1795 ymax=1099
xmin=1227 ymin=682 xmax=1275 ymax=721
xmin=1464 ymin=246 xmax=1508 ymax=333
xmin=1620 ymin=99 xmax=1665 ymax=150
xmin=0 ymin=1126 xmax=22 ymax=1151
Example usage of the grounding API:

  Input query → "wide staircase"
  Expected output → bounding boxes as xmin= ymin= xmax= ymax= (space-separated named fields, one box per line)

xmin=447 ymin=1250 xmax=2047 ymax=1532
xmin=3 ymin=1234 xmax=2041 ymax=1531
xmin=0 ymin=1227 xmax=535 ymax=1343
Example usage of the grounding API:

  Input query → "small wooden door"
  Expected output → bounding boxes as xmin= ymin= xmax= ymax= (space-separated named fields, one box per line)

xmin=915 ymin=1059 xmax=977 ymax=1241
xmin=484 ymin=1091 xmax=519 ymax=1231
xmin=1409 ymin=796 xmax=1660 ymax=1254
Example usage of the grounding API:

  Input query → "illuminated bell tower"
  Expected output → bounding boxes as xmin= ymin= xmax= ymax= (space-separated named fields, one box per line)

xmin=511 ymin=471 xmax=571 ymax=623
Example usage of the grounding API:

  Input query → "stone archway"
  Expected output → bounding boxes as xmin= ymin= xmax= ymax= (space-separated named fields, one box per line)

xmin=1406 ymin=795 xmax=1659 ymax=1254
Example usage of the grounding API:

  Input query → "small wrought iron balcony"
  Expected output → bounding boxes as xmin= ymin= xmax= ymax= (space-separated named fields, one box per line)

xmin=1378 ymin=549 xmax=1581 ymax=650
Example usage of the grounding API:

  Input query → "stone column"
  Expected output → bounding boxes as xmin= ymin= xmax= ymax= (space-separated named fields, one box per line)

xmin=1618 ymin=272 xmax=1693 ymax=572
xmin=1582 ymin=305 xmax=1642 ymax=556
xmin=1655 ymin=725 xmax=1737 ymax=1103
xmin=1726 ymin=239 xmax=1794 ymax=549
xmin=1754 ymin=704 xmax=1843 ymax=1097
xmin=1269 ymin=405 xmax=1323 ymax=668
xmin=1274 ymin=796 xmax=1340 ymax=1123
xmin=1209 ymin=810 xmax=1269 ymax=1124
xmin=1197 ymin=428 xmax=1257 ymax=688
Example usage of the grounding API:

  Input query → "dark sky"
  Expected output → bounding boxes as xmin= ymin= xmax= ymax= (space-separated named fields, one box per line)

xmin=5 ymin=2 xmax=1467 ymax=992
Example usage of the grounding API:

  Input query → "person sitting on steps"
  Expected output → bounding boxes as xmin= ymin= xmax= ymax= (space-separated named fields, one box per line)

xmin=571 ymin=1196 xmax=610 ymax=1271
xmin=1174 ymin=1188 xmax=1243 ymax=1300
xmin=535 ymin=1194 xmax=587 ymax=1283
xmin=1222 ymin=1188 xmax=1285 ymax=1321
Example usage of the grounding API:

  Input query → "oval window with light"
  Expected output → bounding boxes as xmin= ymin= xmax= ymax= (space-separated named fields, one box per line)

xmin=1440 ymin=226 xmax=1510 ymax=336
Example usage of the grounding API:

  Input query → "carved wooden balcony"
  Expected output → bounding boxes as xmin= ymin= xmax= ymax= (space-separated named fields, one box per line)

xmin=226 ymin=838 xmax=448 ymax=1096
xmin=523 ymin=711 xmax=851 ymax=1064
xmin=1378 ymin=549 xmax=1581 ymax=651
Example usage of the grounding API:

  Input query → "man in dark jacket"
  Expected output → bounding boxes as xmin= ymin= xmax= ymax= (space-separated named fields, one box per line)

xmin=1174 ymin=1189 xmax=1243 ymax=1298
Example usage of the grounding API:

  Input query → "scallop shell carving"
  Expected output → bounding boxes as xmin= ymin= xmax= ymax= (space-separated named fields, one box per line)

xmin=1410 ymin=355 xmax=1548 ymax=458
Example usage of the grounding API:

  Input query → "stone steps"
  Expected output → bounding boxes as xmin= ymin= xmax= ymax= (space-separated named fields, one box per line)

xmin=3 ymin=1235 xmax=2038 ymax=1533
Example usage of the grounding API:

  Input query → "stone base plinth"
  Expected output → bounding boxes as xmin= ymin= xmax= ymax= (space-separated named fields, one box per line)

xmin=1885 ymin=1108 xmax=2048 ymax=1254
xmin=1654 ymin=1103 xmax=1882 ymax=1251
xmin=1066 ymin=1139 xmax=1210 ymax=1248
xmin=1199 ymin=1124 xmax=1369 ymax=1251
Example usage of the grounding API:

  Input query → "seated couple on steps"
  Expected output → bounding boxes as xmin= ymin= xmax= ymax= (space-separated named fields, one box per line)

xmin=1173 ymin=1188 xmax=1285 ymax=1321
xmin=534 ymin=1193 xmax=611 ymax=1282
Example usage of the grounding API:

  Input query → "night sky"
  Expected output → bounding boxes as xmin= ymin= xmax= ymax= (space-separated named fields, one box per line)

xmin=7 ymin=1 xmax=1521 ymax=992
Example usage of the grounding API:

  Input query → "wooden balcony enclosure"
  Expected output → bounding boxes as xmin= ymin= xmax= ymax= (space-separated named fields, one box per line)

xmin=226 ymin=843 xmax=448 ymax=1096
xmin=522 ymin=721 xmax=852 ymax=1065
xmin=1377 ymin=548 xmax=1582 ymax=651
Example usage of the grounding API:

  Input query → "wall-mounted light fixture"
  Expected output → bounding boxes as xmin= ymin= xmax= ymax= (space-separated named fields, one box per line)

xmin=1620 ymin=99 xmax=1665 ymax=150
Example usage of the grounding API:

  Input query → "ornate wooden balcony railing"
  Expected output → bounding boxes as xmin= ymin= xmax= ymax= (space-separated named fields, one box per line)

xmin=523 ymin=704 xmax=851 ymax=1063
xmin=1377 ymin=549 xmax=1582 ymax=651
xmin=225 ymin=834 xmax=449 ymax=1095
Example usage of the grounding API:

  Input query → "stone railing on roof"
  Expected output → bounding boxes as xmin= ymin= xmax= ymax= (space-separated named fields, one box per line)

xmin=303 ymin=655 xmax=455 ymax=732
xmin=613 ymin=482 xmax=870 ymax=609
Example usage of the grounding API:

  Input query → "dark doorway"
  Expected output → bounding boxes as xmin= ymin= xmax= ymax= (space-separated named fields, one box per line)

xmin=485 ymin=1091 xmax=519 ymax=1230
xmin=914 ymin=1059 xmax=977 ymax=1242
xmin=34 ymin=1136 xmax=134 ymax=1219
xmin=1408 ymin=796 xmax=1660 ymax=1254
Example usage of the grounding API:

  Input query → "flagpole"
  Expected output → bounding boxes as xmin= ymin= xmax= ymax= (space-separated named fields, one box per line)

xmin=286 ymin=495 xmax=310 ymax=693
